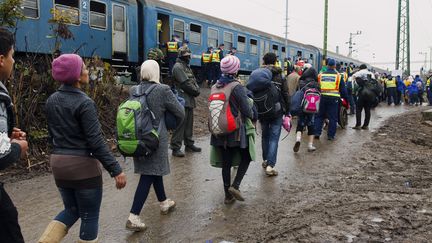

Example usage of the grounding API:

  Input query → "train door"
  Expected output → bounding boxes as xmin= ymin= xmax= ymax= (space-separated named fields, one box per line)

xmin=158 ymin=14 xmax=170 ymax=46
xmin=259 ymin=40 xmax=265 ymax=65
xmin=112 ymin=4 xmax=127 ymax=54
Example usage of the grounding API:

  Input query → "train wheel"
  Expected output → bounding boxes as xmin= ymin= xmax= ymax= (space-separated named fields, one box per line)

xmin=338 ymin=107 xmax=348 ymax=129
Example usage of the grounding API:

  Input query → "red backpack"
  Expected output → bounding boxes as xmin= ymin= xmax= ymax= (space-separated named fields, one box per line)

xmin=208 ymin=82 xmax=241 ymax=136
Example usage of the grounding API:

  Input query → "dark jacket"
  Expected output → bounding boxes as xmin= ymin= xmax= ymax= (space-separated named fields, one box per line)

xmin=210 ymin=77 xmax=256 ymax=148
xmin=299 ymin=67 xmax=320 ymax=90
xmin=263 ymin=65 xmax=290 ymax=115
xmin=45 ymin=85 xmax=122 ymax=177
xmin=172 ymin=58 xmax=200 ymax=108
xmin=0 ymin=82 xmax=21 ymax=171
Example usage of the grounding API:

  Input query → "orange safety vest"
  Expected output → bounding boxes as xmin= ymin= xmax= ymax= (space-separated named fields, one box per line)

xmin=167 ymin=42 xmax=178 ymax=53
xmin=212 ymin=50 xmax=221 ymax=63
xmin=202 ymin=53 xmax=212 ymax=63
xmin=318 ymin=73 xmax=341 ymax=97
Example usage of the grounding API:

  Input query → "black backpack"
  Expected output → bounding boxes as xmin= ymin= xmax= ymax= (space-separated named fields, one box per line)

xmin=252 ymin=82 xmax=283 ymax=120
xmin=357 ymin=76 xmax=382 ymax=107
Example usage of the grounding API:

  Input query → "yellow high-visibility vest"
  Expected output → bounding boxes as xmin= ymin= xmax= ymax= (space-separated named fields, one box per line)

xmin=167 ymin=42 xmax=178 ymax=53
xmin=275 ymin=60 xmax=281 ymax=68
xmin=212 ymin=50 xmax=221 ymax=63
xmin=386 ymin=78 xmax=397 ymax=88
xmin=202 ymin=53 xmax=212 ymax=63
xmin=318 ymin=73 xmax=341 ymax=97
xmin=427 ymin=79 xmax=430 ymax=86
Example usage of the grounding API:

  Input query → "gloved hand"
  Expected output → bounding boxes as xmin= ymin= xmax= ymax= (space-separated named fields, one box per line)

xmin=282 ymin=115 xmax=292 ymax=133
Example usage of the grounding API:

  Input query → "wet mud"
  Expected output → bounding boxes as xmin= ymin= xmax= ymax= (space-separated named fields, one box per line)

xmin=5 ymin=101 xmax=432 ymax=242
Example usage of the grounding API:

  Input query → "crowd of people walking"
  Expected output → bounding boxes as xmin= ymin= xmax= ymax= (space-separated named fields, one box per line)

xmin=1 ymin=27 xmax=430 ymax=242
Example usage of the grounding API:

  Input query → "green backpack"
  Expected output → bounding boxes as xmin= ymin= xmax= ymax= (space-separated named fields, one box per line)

xmin=116 ymin=84 xmax=160 ymax=157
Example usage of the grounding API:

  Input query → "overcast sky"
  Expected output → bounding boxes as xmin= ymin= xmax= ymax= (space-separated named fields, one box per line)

xmin=160 ymin=0 xmax=432 ymax=74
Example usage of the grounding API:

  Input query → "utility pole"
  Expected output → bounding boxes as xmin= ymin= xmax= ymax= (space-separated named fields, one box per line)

xmin=284 ymin=0 xmax=288 ymax=60
xmin=396 ymin=0 xmax=410 ymax=75
xmin=346 ymin=31 xmax=362 ymax=57
xmin=429 ymin=46 xmax=432 ymax=72
xmin=323 ymin=0 xmax=328 ymax=65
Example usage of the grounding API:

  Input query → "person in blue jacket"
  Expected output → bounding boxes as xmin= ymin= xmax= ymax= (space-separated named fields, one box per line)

xmin=408 ymin=81 xmax=419 ymax=106
xmin=414 ymin=75 xmax=424 ymax=105
xmin=396 ymin=75 xmax=405 ymax=105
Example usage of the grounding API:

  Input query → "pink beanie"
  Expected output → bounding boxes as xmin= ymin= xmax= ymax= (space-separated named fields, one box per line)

xmin=220 ymin=55 xmax=240 ymax=74
xmin=52 ymin=54 xmax=83 ymax=84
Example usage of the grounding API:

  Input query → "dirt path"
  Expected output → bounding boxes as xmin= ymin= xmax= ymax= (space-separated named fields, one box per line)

xmin=7 ymin=103 xmax=432 ymax=242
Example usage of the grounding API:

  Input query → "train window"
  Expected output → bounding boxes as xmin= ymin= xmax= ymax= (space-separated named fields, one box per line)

xmin=250 ymin=39 xmax=258 ymax=55
xmin=282 ymin=46 xmax=286 ymax=54
xmin=272 ymin=44 xmax=279 ymax=54
xmin=208 ymin=28 xmax=218 ymax=48
xmin=297 ymin=51 xmax=302 ymax=57
xmin=173 ymin=19 xmax=185 ymax=41
xmin=21 ymin=0 xmax=39 ymax=19
xmin=54 ymin=0 xmax=80 ymax=25
xmin=90 ymin=1 xmax=107 ymax=29
xmin=237 ymin=35 xmax=246 ymax=53
xmin=223 ymin=32 xmax=233 ymax=50
xmin=189 ymin=23 xmax=201 ymax=45
xmin=113 ymin=5 xmax=125 ymax=31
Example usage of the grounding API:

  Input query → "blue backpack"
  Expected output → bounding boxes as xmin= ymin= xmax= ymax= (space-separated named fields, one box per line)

xmin=290 ymin=89 xmax=305 ymax=116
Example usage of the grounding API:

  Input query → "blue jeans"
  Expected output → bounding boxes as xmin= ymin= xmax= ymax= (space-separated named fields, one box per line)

xmin=54 ymin=187 xmax=102 ymax=241
xmin=261 ymin=116 xmax=283 ymax=167
xmin=387 ymin=88 xmax=397 ymax=105
xmin=314 ymin=96 xmax=339 ymax=139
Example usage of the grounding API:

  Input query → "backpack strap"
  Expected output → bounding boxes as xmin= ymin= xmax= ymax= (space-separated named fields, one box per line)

xmin=137 ymin=83 xmax=162 ymax=131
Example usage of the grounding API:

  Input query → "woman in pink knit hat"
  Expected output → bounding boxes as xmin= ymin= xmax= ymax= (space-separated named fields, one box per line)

xmin=209 ymin=55 xmax=257 ymax=204
xmin=39 ymin=54 xmax=126 ymax=243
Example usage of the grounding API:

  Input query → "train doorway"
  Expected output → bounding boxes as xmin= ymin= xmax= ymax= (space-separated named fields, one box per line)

xmin=112 ymin=4 xmax=128 ymax=55
xmin=158 ymin=14 xmax=170 ymax=48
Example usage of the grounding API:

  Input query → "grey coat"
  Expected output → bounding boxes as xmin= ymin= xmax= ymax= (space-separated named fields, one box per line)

xmin=130 ymin=81 xmax=185 ymax=176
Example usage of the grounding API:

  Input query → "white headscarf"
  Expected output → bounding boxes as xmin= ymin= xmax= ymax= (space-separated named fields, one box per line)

xmin=140 ymin=60 xmax=160 ymax=83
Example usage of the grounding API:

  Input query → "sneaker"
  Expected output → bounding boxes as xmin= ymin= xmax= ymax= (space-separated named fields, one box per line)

xmin=307 ymin=145 xmax=316 ymax=152
xmin=361 ymin=126 xmax=369 ymax=130
xmin=185 ymin=145 xmax=202 ymax=152
xmin=228 ymin=186 xmax=245 ymax=201
xmin=160 ymin=199 xmax=176 ymax=215
xmin=352 ymin=126 xmax=361 ymax=130
xmin=293 ymin=141 xmax=301 ymax=152
xmin=265 ymin=165 xmax=278 ymax=177
xmin=172 ymin=149 xmax=185 ymax=157
xmin=261 ymin=161 xmax=268 ymax=169
xmin=126 ymin=214 xmax=147 ymax=232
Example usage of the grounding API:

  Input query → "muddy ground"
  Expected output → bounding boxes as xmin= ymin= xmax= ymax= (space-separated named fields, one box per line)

xmin=4 ymin=89 xmax=432 ymax=242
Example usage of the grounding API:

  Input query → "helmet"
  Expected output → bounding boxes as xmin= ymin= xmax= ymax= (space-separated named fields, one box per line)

xmin=178 ymin=46 xmax=191 ymax=57
xmin=147 ymin=48 xmax=164 ymax=61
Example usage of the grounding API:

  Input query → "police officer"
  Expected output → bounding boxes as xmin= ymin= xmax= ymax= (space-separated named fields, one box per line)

xmin=396 ymin=75 xmax=405 ymax=105
xmin=228 ymin=47 xmax=237 ymax=56
xmin=166 ymin=35 xmax=181 ymax=76
xmin=170 ymin=46 xmax=202 ymax=157
xmin=275 ymin=56 xmax=282 ymax=69
xmin=314 ymin=59 xmax=348 ymax=141
xmin=385 ymin=75 xmax=397 ymax=105
xmin=201 ymin=47 xmax=213 ymax=86
xmin=211 ymin=44 xmax=225 ymax=84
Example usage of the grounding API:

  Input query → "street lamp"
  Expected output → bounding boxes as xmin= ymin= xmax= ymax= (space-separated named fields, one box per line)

xmin=346 ymin=30 xmax=362 ymax=57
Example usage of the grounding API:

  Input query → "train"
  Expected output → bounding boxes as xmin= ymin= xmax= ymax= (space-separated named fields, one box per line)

xmin=12 ymin=0 xmax=385 ymax=79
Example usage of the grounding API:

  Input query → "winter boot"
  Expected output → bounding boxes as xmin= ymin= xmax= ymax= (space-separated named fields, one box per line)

xmin=126 ymin=213 xmax=147 ymax=232
xmin=160 ymin=199 xmax=176 ymax=215
xmin=38 ymin=220 xmax=68 ymax=243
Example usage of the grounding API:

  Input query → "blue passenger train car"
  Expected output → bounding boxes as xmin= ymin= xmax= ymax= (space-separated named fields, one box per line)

xmin=8 ymin=0 xmax=379 ymax=77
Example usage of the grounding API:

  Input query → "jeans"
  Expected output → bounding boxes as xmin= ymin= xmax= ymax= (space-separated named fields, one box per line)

xmin=0 ymin=185 xmax=25 ymax=243
xmin=54 ymin=187 xmax=102 ymax=241
xmin=347 ymin=93 xmax=356 ymax=114
xmin=130 ymin=175 xmax=167 ymax=215
xmin=296 ymin=113 xmax=315 ymax=135
xmin=261 ymin=116 xmax=283 ymax=167
xmin=220 ymin=147 xmax=251 ymax=194
xmin=410 ymin=93 xmax=419 ymax=105
xmin=314 ymin=96 xmax=339 ymax=139
xmin=355 ymin=97 xmax=372 ymax=127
